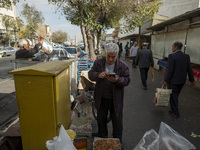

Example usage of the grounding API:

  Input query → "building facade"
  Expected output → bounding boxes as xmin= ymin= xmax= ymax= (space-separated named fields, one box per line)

xmin=118 ymin=0 xmax=200 ymax=50
xmin=157 ymin=0 xmax=200 ymax=18
xmin=20 ymin=25 xmax=51 ymax=39
xmin=149 ymin=8 xmax=200 ymax=66
xmin=0 ymin=1 xmax=16 ymax=40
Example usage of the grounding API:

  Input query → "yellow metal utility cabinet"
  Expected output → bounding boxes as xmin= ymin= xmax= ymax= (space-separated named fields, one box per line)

xmin=9 ymin=60 xmax=72 ymax=150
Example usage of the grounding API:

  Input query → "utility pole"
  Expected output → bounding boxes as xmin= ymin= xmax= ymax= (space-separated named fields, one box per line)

xmin=75 ymin=32 xmax=81 ymax=46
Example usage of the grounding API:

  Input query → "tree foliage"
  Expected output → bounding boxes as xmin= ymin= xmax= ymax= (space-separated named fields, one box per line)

xmin=16 ymin=17 xmax=24 ymax=30
xmin=0 ymin=0 xmax=15 ymax=8
xmin=48 ymin=0 xmax=122 ymax=58
xmin=120 ymin=0 xmax=162 ymax=33
xmin=2 ymin=15 xmax=17 ymax=46
xmin=52 ymin=30 xmax=68 ymax=43
xmin=48 ymin=0 xmax=162 ymax=59
xmin=20 ymin=3 xmax=45 ymax=39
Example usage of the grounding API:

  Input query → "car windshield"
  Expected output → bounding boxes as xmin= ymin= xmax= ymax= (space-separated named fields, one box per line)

xmin=51 ymin=50 xmax=67 ymax=56
xmin=64 ymin=48 xmax=77 ymax=54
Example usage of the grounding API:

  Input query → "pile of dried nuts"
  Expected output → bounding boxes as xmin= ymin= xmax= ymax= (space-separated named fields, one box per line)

xmin=94 ymin=139 xmax=121 ymax=150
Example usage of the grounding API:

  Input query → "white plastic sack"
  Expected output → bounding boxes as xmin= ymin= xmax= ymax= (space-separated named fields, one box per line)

xmin=42 ymin=40 xmax=53 ymax=53
xmin=154 ymin=87 xmax=172 ymax=106
xmin=46 ymin=125 xmax=77 ymax=150
xmin=159 ymin=122 xmax=196 ymax=150
xmin=133 ymin=129 xmax=159 ymax=150
xmin=134 ymin=122 xmax=196 ymax=150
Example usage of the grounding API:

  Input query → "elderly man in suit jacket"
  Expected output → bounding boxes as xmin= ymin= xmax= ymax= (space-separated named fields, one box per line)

xmin=136 ymin=42 xmax=154 ymax=90
xmin=163 ymin=41 xmax=194 ymax=118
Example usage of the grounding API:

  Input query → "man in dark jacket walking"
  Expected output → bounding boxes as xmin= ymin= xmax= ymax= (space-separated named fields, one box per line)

xmin=163 ymin=41 xmax=194 ymax=118
xmin=88 ymin=43 xmax=130 ymax=144
xmin=136 ymin=42 xmax=154 ymax=90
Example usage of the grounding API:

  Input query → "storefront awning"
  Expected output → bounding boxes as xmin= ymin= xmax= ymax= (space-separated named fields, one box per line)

xmin=147 ymin=8 xmax=200 ymax=31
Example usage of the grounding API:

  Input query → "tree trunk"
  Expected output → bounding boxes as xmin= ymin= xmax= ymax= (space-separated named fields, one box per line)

xmin=80 ymin=23 xmax=88 ymax=52
xmin=6 ymin=28 xmax=11 ymax=47
xmin=85 ymin=27 xmax=96 ymax=60
xmin=92 ymin=32 xmax=95 ymax=50
xmin=138 ymin=26 xmax=141 ymax=49
xmin=8 ymin=34 xmax=10 ymax=47
xmin=14 ymin=32 xmax=17 ymax=47
xmin=97 ymin=29 xmax=102 ymax=50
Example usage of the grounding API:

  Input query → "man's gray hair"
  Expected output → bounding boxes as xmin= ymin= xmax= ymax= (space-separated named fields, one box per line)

xmin=104 ymin=43 xmax=119 ymax=54
xmin=18 ymin=39 xmax=28 ymax=47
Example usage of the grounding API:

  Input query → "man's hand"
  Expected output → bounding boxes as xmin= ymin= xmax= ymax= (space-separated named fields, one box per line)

xmin=106 ymin=75 xmax=119 ymax=83
xmin=162 ymin=80 xmax=167 ymax=88
xmin=98 ymin=72 xmax=107 ymax=79
xmin=39 ymin=35 xmax=44 ymax=44
xmin=40 ymin=49 xmax=50 ymax=55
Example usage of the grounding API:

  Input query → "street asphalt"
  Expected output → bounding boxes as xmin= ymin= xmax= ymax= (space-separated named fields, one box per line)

xmin=0 ymin=55 xmax=18 ymax=135
xmin=118 ymin=58 xmax=200 ymax=150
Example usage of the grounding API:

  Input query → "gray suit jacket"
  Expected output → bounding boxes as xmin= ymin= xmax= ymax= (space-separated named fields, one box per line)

xmin=136 ymin=48 xmax=154 ymax=68
xmin=164 ymin=51 xmax=194 ymax=84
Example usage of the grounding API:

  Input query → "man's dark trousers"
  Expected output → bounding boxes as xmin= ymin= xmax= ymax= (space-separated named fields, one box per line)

xmin=168 ymin=83 xmax=184 ymax=116
xmin=132 ymin=56 xmax=136 ymax=68
xmin=97 ymin=97 xmax=123 ymax=141
xmin=118 ymin=51 xmax=122 ymax=59
xmin=139 ymin=68 xmax=149 ymax=87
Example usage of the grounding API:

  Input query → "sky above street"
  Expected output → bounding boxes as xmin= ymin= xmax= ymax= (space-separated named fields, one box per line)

xmin=16 ymin=0 xmax=82 ymax=42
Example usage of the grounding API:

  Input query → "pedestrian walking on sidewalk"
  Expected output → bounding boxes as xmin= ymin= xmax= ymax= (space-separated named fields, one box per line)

xmin=135 ymin=42 xmax=154 ymax=90
xmin=130 ymin=41 xmax=138 ymax=68
xmin=124 ymin=42 xmax=129 ymax=60
xmin=118 ymin=43 xmax=123 ymax=59
xmin=88 ymin=43 xmax=130 ymax=144
xmin=162 ymin=41 xmax=194 ymax=118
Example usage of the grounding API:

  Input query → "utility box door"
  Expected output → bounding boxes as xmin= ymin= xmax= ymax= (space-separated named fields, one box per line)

xmin=9 ymin=60 xmax=72 ymax=150
xmin=54 ymin=68 xmax=71 ymax=134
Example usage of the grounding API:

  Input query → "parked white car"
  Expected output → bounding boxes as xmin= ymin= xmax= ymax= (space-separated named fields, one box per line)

xmin=48 ymin=48 xmax=75 ymax=61
xmin=0 ymin=47 xmax=18 ymax=57
xmin=33 ymin=48 xmax=76 ymax=62
xmin=64 ymin=46 xmax=81 ymax=57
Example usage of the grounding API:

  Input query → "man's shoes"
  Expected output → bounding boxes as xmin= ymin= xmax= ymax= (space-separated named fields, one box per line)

xmin=169 ymin=111 xmax=179 ymax=118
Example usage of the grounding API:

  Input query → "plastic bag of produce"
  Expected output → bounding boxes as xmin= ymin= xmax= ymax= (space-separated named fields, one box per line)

xmin=159 ymin=122 xmax=196 ymax=150
xmin=133 ymin=129 xmax=159 ymax=150
xmin=46 ymin=125 xmax=77 ymax=150
xmin=134 ymin=122 xmax=196 ymax=150
xmin=154 ymin=86 xmax=172 ymax=106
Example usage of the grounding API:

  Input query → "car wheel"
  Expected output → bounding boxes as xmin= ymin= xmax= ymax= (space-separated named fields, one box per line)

xmin=3 ymin=52 xmax=6 ymax=57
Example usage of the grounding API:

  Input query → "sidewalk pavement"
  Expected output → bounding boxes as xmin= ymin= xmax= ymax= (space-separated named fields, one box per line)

xmin=0 ymin=79 xmax=15 ymax=95
xmin=118 ymin=59 xmax=200 ymax=149
xmin=0 ymin=79 xmax=17 ymax=132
